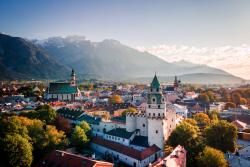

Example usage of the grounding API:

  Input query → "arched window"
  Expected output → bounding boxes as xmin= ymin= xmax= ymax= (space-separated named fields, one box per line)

xmin=153 ymin=113 xmax=155 ymax=117
xmin=158 ymin=105 xmax=160 ymax=109
xmin=158 ymin=113 xmax=160 ymax=117
xmin=156 ymin=130 xmax=158 ymax=134
xmin=143 ymin=124 xmax=145 ymax=127
xmin=152 ymin=98 xmax=156 ymax=102
xmin=156 ymin=88 xmax=159 ymax=92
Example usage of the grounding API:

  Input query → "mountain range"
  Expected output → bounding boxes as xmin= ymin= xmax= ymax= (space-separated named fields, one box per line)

xmin=0 ymin=33 xmax=245 ymax=84
xmin=0 ymin=33 xmax=69 ymax=80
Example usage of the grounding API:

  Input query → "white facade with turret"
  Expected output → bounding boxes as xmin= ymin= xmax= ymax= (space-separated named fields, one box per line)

xmin=125 ymin=75 xmax=176 ymax=149
xmin=91 ymin=75 xmax=177 ymax=167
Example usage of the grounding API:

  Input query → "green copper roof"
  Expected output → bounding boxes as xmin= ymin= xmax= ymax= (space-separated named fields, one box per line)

xmin=48 ymin=82 xmax=77 ymax=94
xmin=150 ymin=75 xmax=160 ymax=89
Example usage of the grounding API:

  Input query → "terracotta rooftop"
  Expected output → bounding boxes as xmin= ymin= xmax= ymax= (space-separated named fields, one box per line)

xmin=232 ymin=120 xmax=247 ymax=129
xmin=229 ymin=115 xmax=250 ymax=125
xmin=92 ymin=136 xmax=161 ymax=160
xmin=36 ymin=150 xmax=113 ymax=167
xmin=151 ymin=145 xmax=186 ymax=167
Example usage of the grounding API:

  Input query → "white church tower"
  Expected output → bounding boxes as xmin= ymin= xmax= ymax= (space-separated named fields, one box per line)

xmin=146 ymin=74 xmax=176 ymax=149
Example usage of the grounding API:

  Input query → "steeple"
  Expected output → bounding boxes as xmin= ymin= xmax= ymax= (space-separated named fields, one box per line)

xmin=150 ymin=74 xmax=160 ymax=89
xmin=70 ymin=69 xmax=76 ymax=86
xmin=148 ymin=74 xmax=163 ymax=105
xmin=174 ymin=76 xmax=180 ymax=88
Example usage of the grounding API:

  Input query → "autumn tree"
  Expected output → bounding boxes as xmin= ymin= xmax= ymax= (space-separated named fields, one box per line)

xmin=43 ymin=125 xmax=68 ymax=151
xmin=232 ymin=92 xmax=241 ymax=106
xmin=205 ymin=120 xmax=237 ymax=152
xmin=197 ymin=93 xmax=209 ymax=103
xmin=209 ymin=110 xmax=219 ymax=123
xmin=109 ymin=94 xmax=123 ymax=104
xmin=206 ymin=91 xmax=217 ymax=102
xmin=79 ymin=121 xmax=91 ymax=137
xmin=21 ymin=105 xmax=57 ymax=124
xmin=197 ymin=146 xmax=227 ymax=167
xmin=71 ymin=126 xmax=89 ymax=152
xmin=0 ymin=116 xmax=30 ymax=140
xmin=168 ymin=122 xmax=204 ymax=166
xmin=194 ymin=113 xmax=210 ymax=126
xmin=224 ymin=102 xmax=236 ymax=110
xmin=3 ymin=116 xmax=68 ymax=159
xmin=183 ymin=118 xmax=197 ymax=126
xmin=1 ymin=134 xmax=33 ymax=167
xmin=122 ymin=107 xmax=137 ymax=116
xmin=240 ymin=97 xmax=247 ymax=105
xmin=55 ymin=116 xmax=72 ymax=135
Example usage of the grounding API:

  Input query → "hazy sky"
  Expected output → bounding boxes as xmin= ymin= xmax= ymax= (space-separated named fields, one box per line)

xmin=1 ymin=0 xmax=250 ymax=79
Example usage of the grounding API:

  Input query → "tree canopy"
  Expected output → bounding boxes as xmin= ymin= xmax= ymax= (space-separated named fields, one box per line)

xmin=55 ymin=115 xmax=72 ymax=135
xmin=20 ymin=105 xmax=57 ymax=124
xmin=197 ymin=93 xmax=209 ymax=103
xmin=205 ymin=120 xmax=237 ymax=152
xmin=109 ymin=94 xmax=123 ymax=104
xmin=197 ymin=146 xmax=227 ymax=167
xmin=194 ymin=113 xmax=210 ymax=126
xmin=1 ymin=134 xmax=33 ymax=167
xmin=122 ymin=107 xmax=137 ymax=116
xmin=224 ymin=102 xmax=236 ymax=110
xmin=71 ymin=126 xmax=89 ymax=152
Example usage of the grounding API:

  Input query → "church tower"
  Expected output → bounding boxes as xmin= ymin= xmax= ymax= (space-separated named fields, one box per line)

xmin=70 ymin=69 xmax=76 ymax=86
xmin=147 ymin=74 xmax=176 ymax=149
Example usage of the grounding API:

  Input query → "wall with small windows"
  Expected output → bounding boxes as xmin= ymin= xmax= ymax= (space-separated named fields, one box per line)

xmin=92 ymin=121 xmax=126 ymax=137
xmin=91 ymin=143 xmax=161 ymax=167
xmin=148 ymin=118 xmax=164 ymax=149
xmin=103 ymin=132 xmax=135 ymax=146
xmin=136 ymin=115 xmax=148 ymax=136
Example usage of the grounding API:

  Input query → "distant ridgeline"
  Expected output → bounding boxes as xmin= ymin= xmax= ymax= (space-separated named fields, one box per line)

xmin=0 ymin=33 xmax=245 ymax=84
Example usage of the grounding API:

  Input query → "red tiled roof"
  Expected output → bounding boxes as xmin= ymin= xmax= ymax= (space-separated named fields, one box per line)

xmin=36 ymin=150 xmax=113 ymax=167
xmin=151 ymin=145 xmax=186 ymax=167
xmin=232 ymin=120 xmax=247 ymax=129
xmin=92 ymin=136 xmax=161 ymax=160
xmin=229 ymin=115 xmax=250 ymax=125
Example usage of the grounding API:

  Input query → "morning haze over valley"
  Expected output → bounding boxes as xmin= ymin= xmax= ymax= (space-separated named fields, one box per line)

xmin=0 ymin=1 xmax=250 ymax=167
